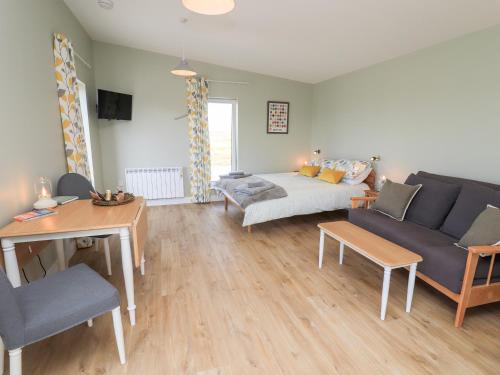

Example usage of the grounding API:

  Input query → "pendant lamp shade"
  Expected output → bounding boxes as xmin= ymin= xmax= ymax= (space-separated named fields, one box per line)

xmin=171 ymin=58 xmax=197 ymax=77
xmin=182 ymin=0 xmax=235 ymax=15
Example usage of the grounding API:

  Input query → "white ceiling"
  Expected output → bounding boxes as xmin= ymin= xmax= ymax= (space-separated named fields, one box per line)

xmin=65 ymin=0 xmax=500 ymax=83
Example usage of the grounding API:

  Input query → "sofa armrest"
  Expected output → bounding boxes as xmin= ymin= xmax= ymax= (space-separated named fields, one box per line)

xmin=351 ymin=196 xmax=377 ymax=209
xmin=468 ymin=245 xmax=500 ymax=255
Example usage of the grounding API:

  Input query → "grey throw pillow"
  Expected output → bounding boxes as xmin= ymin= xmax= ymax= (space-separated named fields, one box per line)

xmin=457 ymin=205 xmax=500 ymax=249
xmin=371 ymin=179 xmax=422 ymax=221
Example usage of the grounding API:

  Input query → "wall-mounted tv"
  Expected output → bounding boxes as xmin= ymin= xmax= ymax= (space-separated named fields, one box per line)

xmin=97 ymin=89 xmax=132 ymax=120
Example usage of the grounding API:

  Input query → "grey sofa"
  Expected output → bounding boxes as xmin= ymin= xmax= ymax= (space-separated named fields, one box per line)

xmin=349 ymin=171 xmax=500 ymax=327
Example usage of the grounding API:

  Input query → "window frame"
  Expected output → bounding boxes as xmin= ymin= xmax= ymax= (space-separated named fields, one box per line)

xmin=208 ymin=97 xmax=238 ymax=180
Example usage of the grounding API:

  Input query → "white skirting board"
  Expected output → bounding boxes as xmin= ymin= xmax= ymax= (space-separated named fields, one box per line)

xmin=146 ymin=197 xmax=193 ymax=206
xmin=145 ymin=194 xmax=223 ymax=207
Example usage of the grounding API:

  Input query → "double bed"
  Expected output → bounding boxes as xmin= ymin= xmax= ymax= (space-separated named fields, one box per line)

xmin=216 ymin=171 xmax=374 ymax=231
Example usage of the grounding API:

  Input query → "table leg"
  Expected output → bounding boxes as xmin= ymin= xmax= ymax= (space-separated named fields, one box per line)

xmin=140 ymin=254 xmax=145 ymax=276
xmin=63 ymin=238 xmax=74 ymax=258
xmin=318 ymin=230 xmax=325 ymax=268
xmin=2 ymin=238 xmax=20 ymax=287
xmin=381 ymin=267 xmax=392 ymax=320
xmin=55 ymin=239 xmax=66 ymax=271
xmin=103 ymin=238 xmax=112 ymax=276
xmin=119 ymin=227 xmax=136 ymax=326
xmin=339 ymin=242 xmax=344 ymax=265
xmin=406 ymin=263 xmax=417 ymax=313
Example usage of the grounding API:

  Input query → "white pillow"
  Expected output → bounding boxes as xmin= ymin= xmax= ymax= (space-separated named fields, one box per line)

xmin=306 ymin=159 xmax=322 ymax=167
xmin=343 ymin=167 xmax=372 ymax=185
xmin=319 ymin=159 xmax=337 ymax=171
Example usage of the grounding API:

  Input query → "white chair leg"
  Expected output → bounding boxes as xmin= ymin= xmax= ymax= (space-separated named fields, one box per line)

xmin=95 ymin=238 xmax=100 ymax=252
xmin=0 ymin=337 xmax=4 ymax=375
xmin=103 ymin=238 xmax=112 ymax=276
xmin=9 ymin=348 xmax=22 ymax=375
xmin=111 ymin=307 xmax=126 ymax=365
xmin=87 ymin=319 xmax=93 ymax=327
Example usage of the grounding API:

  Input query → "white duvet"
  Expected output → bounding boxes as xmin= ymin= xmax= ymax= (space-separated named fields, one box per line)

xmin=241 ymin=173 xmax=368 ymax=226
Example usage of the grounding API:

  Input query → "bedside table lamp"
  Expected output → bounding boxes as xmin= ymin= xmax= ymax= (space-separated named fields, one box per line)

xmin=34 ymin=177 xmax=57 ymax=209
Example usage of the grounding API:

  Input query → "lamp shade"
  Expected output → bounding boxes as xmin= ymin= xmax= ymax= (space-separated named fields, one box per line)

xmin=170 ymin=58 xmax=197 ymax=77
xmin=182 ymin=0 xmax=235 ymax=15
xmin=33 ymin=176 xmax=57 ymax=209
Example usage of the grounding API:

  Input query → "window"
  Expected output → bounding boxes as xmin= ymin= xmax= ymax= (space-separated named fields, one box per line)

xmin=77 ymin=80 xmax=95 ymax=185
xmin=208 ymin=99 xmax=238 ymax=181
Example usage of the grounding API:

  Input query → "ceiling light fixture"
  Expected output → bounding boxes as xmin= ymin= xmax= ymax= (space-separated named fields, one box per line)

xmin=171 ymin=18 xmax=197 ymax=77
xmin=97 ymin=0 xmax=114 ymax=10
xmin=182 ymin=0 xmax=235 ymax=15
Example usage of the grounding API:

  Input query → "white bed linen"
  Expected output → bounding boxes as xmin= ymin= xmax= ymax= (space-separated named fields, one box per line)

xmin=241 ymin=173 xmax=368 ymax=226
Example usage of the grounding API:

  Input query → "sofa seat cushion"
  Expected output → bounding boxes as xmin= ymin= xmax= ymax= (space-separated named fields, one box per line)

xmin=349 ymin=209 xmax=500 ymax=294
xmin=404 ymin=173 xmax=461 ymax=229
xmin=15 ymin=264 xmax=120 ymax=346
xmin=440 ymin=183 xmax=500 ymax=239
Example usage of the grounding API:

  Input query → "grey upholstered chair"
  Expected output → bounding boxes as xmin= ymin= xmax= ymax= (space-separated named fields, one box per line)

xmin=0 ymin=264 xmax=125 ymax=375
xmin=57 ymin=173 xmax=113 ymax=276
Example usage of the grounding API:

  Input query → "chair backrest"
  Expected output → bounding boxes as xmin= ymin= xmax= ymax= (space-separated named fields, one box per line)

xmin=0 ymin=269 xmax=25 ymax=349
xmin=57 ymin=173 xmax=94 ymax=199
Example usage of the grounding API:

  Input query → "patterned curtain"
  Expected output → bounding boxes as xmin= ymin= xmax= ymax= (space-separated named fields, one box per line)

xmin=53 ymin=33 xmax=91 ymax=179
xmin=186 ymin=77 xmax=211 ymax=203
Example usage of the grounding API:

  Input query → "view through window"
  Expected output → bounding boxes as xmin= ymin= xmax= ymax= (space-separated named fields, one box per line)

xmin=208 ymin=99 xmax=237 ymax=181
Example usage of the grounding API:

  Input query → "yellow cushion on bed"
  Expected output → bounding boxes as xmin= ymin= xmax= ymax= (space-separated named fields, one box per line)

xmin=299 ymin=165 xmax=321 ymax=177
xmin=318 ymin=168 xmax=345 ymax=184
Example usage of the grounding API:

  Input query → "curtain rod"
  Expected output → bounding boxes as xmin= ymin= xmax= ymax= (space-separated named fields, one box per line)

xmin=206 ymin=79 xmax=248 ymax=85
xmin=74 ymin=51 xmax=92 ymax=70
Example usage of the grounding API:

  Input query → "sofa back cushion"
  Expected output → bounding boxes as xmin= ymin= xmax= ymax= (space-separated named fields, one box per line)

xmin=404 ymin=174 xmax=461 ymax=229
xmin=417 ymin=171 xmax=500 ymax=191
xmin=440 ymin=183 xmax=500 ymax=239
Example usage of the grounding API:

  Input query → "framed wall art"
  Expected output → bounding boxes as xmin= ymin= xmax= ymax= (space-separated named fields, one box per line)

xmin=267 ymin=101 xmax=289 ymax=134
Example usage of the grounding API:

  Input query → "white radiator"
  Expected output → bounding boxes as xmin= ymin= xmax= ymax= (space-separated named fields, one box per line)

xmin=125 ymin=167 xmax=184 ymax=200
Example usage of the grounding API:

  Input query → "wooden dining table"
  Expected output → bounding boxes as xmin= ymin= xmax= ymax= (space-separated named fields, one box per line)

xmin=0 ymin=197 xmax=148 ymax=326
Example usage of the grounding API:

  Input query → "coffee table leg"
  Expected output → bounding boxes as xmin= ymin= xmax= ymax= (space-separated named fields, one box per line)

xmin=318 ymin=230 xmax=325 ymax=269
xmin=406 ymin=263 xmax=417 ymax=313
xmin=339 ymin=242 xmax=344 ymax=265
xmin=381 ymin=267 xmax=392 ymax=320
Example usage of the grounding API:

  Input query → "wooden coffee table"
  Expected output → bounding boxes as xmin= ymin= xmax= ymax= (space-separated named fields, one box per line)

xmin=318 ymin=221 xmax=423 ymax=320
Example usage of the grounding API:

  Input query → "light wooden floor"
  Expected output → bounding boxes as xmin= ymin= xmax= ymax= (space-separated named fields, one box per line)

xmin=20 ymin=203 xmax=500 ymax=374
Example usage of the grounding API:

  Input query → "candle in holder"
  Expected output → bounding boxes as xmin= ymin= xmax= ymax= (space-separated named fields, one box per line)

xmin=34 ymin=177 xmax=57 ymax=209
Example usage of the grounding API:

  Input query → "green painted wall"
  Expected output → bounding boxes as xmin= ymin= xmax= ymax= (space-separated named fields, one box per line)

xmin=0 ymin=0 xmax=102 ymax=277
xmin=311 ymin=24 xmax=500 ymax=185
xmin=0 ymin=0 xmax=102 ymax=227
xmin=93 ymin=42 xmax=313 ymax=192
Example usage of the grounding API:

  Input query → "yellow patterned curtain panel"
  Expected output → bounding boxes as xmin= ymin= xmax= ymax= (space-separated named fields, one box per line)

xmin=53 ymin=33 xmax=91 ymax=179
xmin=186 ymin=77 xmax=211 ymax=203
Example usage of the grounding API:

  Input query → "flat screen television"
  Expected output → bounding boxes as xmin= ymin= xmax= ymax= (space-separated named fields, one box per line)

xmin=97 ymin=89 xmax=132 ymax=120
